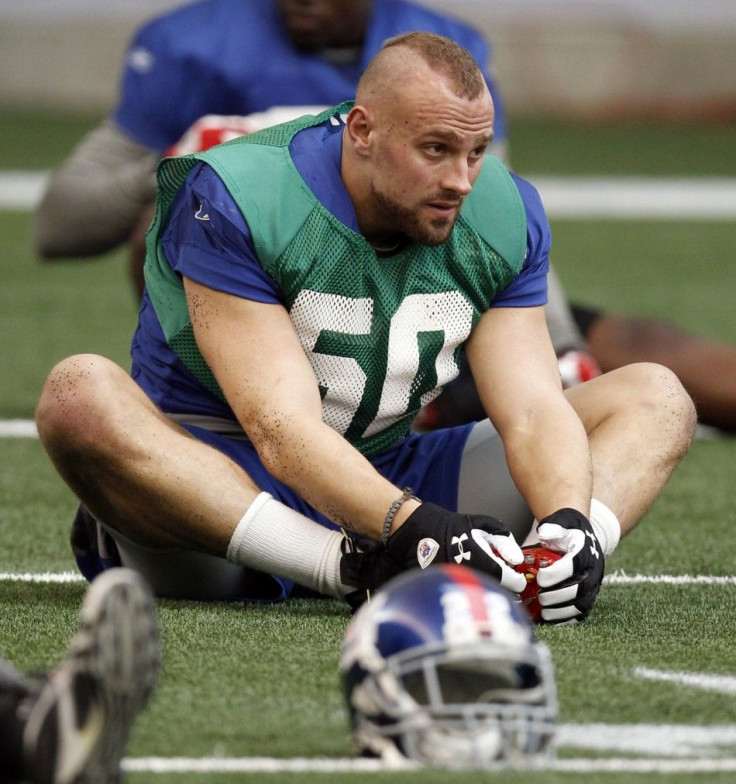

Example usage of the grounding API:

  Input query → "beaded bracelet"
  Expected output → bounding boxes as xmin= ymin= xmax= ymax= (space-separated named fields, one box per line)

xmin=382 ymin=487 xmax=419 ymax=544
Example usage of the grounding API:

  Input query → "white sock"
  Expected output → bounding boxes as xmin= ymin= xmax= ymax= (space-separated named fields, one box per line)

xmin=226 ymin=492 xmax=349 ymax=599
xmin=589 ymin=498 xmax=621 ymax=557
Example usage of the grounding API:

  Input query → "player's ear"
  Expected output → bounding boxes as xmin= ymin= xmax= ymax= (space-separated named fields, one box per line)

xmin=344 ymin=106 xmax=373 ymax=157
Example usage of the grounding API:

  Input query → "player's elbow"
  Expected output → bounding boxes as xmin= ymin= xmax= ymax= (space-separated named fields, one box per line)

xmin=35 ymin=233 xmax=120 ymax=260
xmin=247 ymin=410 xmax=317 ymax=487
xmin=33 ymin=220 xmax=77 ymax=259
xmin=33 ymin=203 xmax=125 ymax=259
xmin=251 ymin=432 xmax=292 ymax=485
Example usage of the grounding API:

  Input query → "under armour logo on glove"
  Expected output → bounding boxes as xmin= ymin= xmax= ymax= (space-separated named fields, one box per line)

xmin=535 ymin=507 xmax=605 ymax=624
xmin=586 ymin=530 xmax=600 ymax=559
xmin=451 ymin=533 xmax=471 ymax=563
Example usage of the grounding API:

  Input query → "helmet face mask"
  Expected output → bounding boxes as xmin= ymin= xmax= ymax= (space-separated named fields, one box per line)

xmin=340 ymin=564 xmax=557 ymax=768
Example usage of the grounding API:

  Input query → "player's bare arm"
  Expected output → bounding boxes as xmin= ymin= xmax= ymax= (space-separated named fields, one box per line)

xmin=466 ymin=304 xmax=593 ymax=520
xmin=184 ymin=277 xmax=420 ymax=539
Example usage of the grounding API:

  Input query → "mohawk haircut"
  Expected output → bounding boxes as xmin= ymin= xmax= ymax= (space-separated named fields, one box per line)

xmin=366 ymin=31 xmax=485 ymax=100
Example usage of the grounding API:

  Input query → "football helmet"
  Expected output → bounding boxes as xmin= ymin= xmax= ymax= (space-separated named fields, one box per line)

xmin=339 ymin=564 xmax=557 ymax=768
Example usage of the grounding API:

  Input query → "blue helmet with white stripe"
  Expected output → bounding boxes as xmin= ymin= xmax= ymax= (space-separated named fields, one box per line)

xmin=339 ymin=564 xmax=557 ymax=768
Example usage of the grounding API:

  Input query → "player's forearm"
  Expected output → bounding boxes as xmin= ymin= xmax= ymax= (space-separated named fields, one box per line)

xmin=503 ymin=403 xmax=593 ymax=521
xmin=33 ymin=119 xmax=158 ymax=257
xmin=251 ymin=414 xmax=419 ymax=539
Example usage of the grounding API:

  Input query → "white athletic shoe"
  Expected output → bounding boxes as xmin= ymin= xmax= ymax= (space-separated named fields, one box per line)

xmin=22 ymin=568 xmax=160 ymax=784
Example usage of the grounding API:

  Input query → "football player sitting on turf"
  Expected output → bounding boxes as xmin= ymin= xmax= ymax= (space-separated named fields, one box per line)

xmin=129 ymin=110 xmax=605 ymax=413
xmin=0 ymin=569 xmax=159 ymax=784
xmin=340 ymin=564 xmax=558 ymax=767
xmin=35 ymin=34 xmax=696 ymax=624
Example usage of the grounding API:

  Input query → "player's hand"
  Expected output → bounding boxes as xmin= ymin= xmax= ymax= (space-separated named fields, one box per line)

xmin=339 ymin=538 xmax=402 ymax=612
xmin=385 ymin=503 xmax=526 ymax=592
xmin=536 ymin=507 xmax=604 ymax=623
xmin=339 ymin=503 xmax=526 ymax=611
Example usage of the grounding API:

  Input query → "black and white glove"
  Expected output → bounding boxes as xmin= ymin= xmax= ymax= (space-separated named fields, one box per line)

xmin=536 ymin=508 xmax=604 ymax=623
xmin=340 ymin=502 xmax=526 ymax=611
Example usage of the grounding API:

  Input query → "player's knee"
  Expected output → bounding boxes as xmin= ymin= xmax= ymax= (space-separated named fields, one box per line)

xmin=36 ymin=354 xmax=122 ymax=451
xmin=624 ymin=362 xmax=697 ymax=447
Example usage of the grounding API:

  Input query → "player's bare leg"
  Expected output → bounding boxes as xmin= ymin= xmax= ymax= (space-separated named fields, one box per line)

xmin=36 ymin=354 xmax=351 ymax=600
xmin=565 ymin=361 xmax=696 ymax=536
xmin=35 ymin=353 xmax=261 ymax=553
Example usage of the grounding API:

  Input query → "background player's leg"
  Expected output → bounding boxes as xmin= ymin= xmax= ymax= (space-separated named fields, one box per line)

xmin=585 ymin=313 xmax=736 ymax=432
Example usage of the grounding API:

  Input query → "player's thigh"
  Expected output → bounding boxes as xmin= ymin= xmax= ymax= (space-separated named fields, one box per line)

xmin=457 ymin=419 xmax=533 ymax=542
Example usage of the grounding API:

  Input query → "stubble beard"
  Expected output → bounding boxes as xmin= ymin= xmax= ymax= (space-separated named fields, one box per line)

xmin=370 ymin=183 xmax=461 ymax=247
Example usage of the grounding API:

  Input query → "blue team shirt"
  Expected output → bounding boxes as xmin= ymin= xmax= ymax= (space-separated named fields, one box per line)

xmin=114 ymin=0 xmax=506 ymax=151
xmin=131 ymin=118 xmax=550 ymax=421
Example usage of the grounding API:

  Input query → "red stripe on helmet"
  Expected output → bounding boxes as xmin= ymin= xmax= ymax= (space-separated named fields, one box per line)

xmin=441 ymin=564 xmax=492 ymax=631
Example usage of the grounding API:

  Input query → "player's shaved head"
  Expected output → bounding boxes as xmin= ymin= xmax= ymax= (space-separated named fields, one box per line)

xmin=355 ymin=32 xmax=488 ymax=111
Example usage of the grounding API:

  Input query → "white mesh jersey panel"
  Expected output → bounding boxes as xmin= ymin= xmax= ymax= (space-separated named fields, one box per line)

xmin=290 ymin=290 xmax=373 ymax=434
xmin=364 ymin=291 xmax=472 ymax=437
xmin=291 ymin=289 xmax=473 ymax=438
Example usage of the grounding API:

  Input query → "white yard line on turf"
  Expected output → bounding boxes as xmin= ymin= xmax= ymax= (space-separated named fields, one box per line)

xmin=123 ymin=720 xmax=736 ymax=771
xmin=605 ymin=571 xmax=736 ymax=585
xmin=0 ymin=171 xmax=48 ymax=209
xmin=1 ymin=570 xmax=735 ymax=586
xmin=122 ymin=754 xmax=736 ymax=775
xmin=2 ymin=171 xmax=736 ymax=219
xmin=560 ymin=723 xmax=736 ymax=756
xmin=0 ymin=571 xmax=85 ymax=583
xmin=634 ymin=668 xmax=736 ymax=696
xmin=0 ymin=419 xmax=38 ymax=438
xmin=550 ymin=758 xmax=736 ymax=773
xmin=122 ymin=722 xmax=736 ymax=769
xmin=533 ymin=176 xmax=736 ymax=220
